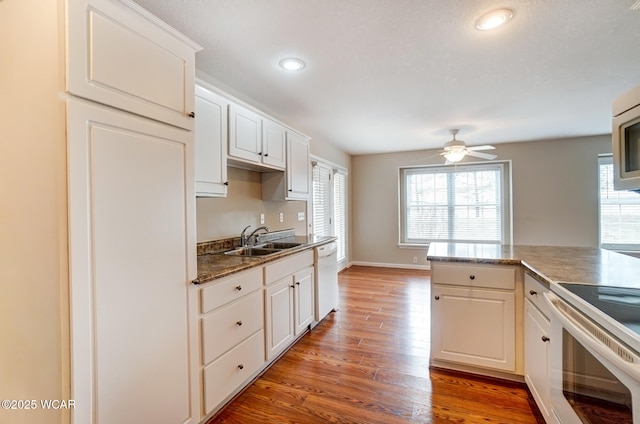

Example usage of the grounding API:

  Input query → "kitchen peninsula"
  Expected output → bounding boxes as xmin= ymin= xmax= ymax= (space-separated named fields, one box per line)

xmin=426 ymin=242 xmax=640 ymax=423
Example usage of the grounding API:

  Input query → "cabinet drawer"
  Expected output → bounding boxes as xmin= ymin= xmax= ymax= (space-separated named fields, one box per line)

xmin=201 ymin=267 xmax=262 ymax=313
xmin=202 ymin=290 xmax=263 ymax=364
xmin=67 ymin=0 xmax=200 ymax=130
xmin=264 ymin=250 xmax=314 ymax=285
xmin=524 ymin=273 xmax=550 ymax=318
xmin=203 ymin=330 xmax=265 ymax=415
xmin=431 ymin=263 xmax=515 ymax=290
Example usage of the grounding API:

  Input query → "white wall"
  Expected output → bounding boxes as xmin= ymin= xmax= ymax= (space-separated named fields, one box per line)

xmin=0 ymin=1 xmax=69 ymax=423
xmin=351 ymin=135 xmax=611 ymax=268
xmin=196 ymin=167 xmax=308 ymax=241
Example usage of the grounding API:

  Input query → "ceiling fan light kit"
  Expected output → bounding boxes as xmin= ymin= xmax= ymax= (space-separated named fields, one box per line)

xmin=475 ymin=8 xmax=514 ymax=31
xmin=441 ymin=129 xmax=498 ymax=163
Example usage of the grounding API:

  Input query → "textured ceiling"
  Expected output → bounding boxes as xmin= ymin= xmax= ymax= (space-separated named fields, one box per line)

xmin=133 ymin=0 xmax=640 ymax=155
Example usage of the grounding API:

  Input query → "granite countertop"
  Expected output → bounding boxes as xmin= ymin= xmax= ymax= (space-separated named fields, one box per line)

xmin=195 ymin=234 xmax=337 ymax=284
xmin=427 ymin=242 xmax=640 ymax=290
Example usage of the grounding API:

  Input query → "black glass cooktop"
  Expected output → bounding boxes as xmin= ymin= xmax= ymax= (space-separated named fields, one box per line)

xmin=558 ymin=283 xmax=640 ymax=337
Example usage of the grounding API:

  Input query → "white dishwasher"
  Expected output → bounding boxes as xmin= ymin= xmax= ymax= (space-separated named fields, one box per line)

xmin=314 ymin=241 xmax=339 ymax=323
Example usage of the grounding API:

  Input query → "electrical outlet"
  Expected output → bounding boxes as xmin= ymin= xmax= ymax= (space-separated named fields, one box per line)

xmin=279 ymin=212 xmax=284 ymax=223
xmin=260 ymin=213 xmax=265 ymax=224
xmin=413 ymin=256 xmax=417 ymax=263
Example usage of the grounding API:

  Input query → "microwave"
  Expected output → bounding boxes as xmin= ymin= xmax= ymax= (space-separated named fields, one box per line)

xmin=612 ymin=84 xmax=640 ymax=191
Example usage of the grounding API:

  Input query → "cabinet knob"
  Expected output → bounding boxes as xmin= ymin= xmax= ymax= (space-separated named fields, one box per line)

xmin=224 ymin=181 xmax=229 ymax=186
xmin=258 ymin=152 xmax=263 ymax=156
xmin=235 ymin=285 xmax=242 ymax=291
xmin=188 ymin=111 xmax=195 ymax=118
xmin=236 ymin=320 xmax=243 ymax=326
xmin=541 ymin=336 xmax=550 ymax=343
xmin=529 ymin=290 xmax=538 ymax=296
xmin=264 ymin=153 xmax=269 ymax=157
xmin=237 ymin=364 xmax=244 ymax=370
xmin=469 ymin=275 xmax=475 ymax=280
xmin=296 ymin=281 xmax=300 ymax=286
xmin=434 ymin=295 xmax=440 ymax=300
xmin=288 ymin=189 xmax=293 ymax=192
xmin=290 ymin=285 xmax=295 ymax=288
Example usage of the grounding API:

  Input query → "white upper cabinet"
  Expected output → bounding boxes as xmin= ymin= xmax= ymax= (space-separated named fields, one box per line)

xmin=261 ymin=131 xmax=311 ymax=201
xmin=66 ymin=0 xmax=201 ymax=130
xmin=262 ymin=119 xmax=287 ymax=169
xmin=286 ymin=131 xmax=311 ymax=199
xmin=195 ymin=84 xmax=228 ymax=197
xmin=228 ymin=103 xmax=286 ymax=170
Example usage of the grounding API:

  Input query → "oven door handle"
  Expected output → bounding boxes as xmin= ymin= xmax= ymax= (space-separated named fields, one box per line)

xmin=544 ymin=291 xmax=640 ymax=383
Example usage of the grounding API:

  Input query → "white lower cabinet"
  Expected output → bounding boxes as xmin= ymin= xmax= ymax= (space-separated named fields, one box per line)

xmin=524 ymin=274 xmax=552 ymax=422
xmin=293 ymin=266 xmax=315 ymax=335
xmin=198 ymin=268 xmax=265 ymax=417
xmin=265 ymin=276 xmax=295 ymax=360
xmin=264 ymin=250 xmax=315 ymax=360
xmin=430 ymin=262 xmax=521 ymax=374
xmin=203 ymin=330 xmax=264 ymax=413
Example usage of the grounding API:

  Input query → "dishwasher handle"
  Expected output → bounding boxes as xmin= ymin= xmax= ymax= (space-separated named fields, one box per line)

xmin=316 ymin=242 xmax=338 ymax=258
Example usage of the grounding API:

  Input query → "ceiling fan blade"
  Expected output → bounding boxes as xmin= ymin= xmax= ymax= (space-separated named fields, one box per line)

xmin=466 ymin=150 xmax=497 ymax=160
xmin=407 ymin=152 xmax=444 ymax=164
xmin=467 ymin=145 xmax=495 ymax=151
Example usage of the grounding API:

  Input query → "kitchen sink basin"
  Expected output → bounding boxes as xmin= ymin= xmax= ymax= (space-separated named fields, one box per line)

xmin=259 ymin=242 xmax=302 ymax=249
xmin=223 ymin=247 xmax=281 ymax=257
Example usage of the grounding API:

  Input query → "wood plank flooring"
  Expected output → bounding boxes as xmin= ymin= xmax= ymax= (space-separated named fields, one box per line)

xmin=208 ymin=265 xmax=544 ymax=424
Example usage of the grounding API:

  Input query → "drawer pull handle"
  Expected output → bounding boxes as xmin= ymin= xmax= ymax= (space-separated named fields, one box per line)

xmin=541 ymin=336 xmax=550 ymax=343
xmin=469 ymin=275 xmax=475 ymax=280
xmin=529 ymin=290 xmax=538 ymax=296
xmin=235 ymin=285 xmax=242 ymax=291
xmin=237 ymin=364 xmax=244 ymax=370
xmin=236 ymin=321 xmax=243 ymax=326
xmin=434 ymin=295 xmax=440 ymax=300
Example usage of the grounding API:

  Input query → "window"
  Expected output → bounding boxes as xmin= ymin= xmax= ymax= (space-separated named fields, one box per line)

xmin=598 ymin=155 xmax=640 ymax=250
xmin=312 ymin=159 xmax=348 ymax=264
xmin=399 ymin=162 xmax=511 ymax=245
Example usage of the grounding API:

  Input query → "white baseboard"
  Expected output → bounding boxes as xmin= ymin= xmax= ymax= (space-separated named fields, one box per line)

xmin=348 ymin=261 xmax=430 ymax=271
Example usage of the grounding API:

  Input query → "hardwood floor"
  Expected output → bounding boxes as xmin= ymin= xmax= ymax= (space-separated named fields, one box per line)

xmin=209 ymin=265 xmax=544 ymax=423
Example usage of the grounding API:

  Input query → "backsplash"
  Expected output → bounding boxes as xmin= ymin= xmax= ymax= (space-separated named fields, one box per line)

xmin=196 ymin=167 xmax=307 ymax=242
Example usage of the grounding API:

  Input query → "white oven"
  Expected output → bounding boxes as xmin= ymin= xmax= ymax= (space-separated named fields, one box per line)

xmin=545 ymin=287 xmax=640 ymax=424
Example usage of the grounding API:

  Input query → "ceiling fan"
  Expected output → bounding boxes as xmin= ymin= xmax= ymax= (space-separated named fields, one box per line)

xmin=440 ymin=129 xmax=497 ymax=163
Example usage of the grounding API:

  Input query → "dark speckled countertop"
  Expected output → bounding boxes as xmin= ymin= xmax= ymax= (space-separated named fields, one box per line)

xmin=427 ymin=242 xmax=640 ymax=290
xmin=195 ymin=234 xmax=337 ymax=284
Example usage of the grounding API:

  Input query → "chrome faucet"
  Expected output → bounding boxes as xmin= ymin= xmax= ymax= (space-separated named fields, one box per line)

xmin=240 ymin=225 xmax=251 ymax=247
xmin=247 ymin=226 xmax=269 ymax=246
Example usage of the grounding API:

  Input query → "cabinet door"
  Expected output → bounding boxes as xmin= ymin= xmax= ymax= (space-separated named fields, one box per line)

xmin=524 ymin=299 xmax=551 ymax=421
xmin=286 ymin=131 xmax=311 ymax=200
xmin=195 ymin=85 xmax=228 ymax=197
xmin=265 ymin=277 xmax=294 ymax=360
xmin=67 ymin=0 xmax=199 ymax=130
xmin=67 ymin=100 xmax=197 ymax=424
xmin=262 ymin=119 xmax=286 ymax=169
xmin=431 ymin=285 xmax=515 ymax=372
xmin=228 ymin=103 xmax=262 ymax=163
xmin=294 ymin=267 xmax=315 ymax=335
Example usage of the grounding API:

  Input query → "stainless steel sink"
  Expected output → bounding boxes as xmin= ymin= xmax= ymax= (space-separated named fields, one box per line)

xmin=223 ymin=247 xmax=281 ymax=257
xmin=259 ymin=242 xmax=302 ymax=249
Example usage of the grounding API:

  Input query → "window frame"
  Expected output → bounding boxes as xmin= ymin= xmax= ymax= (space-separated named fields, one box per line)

xmin=398 ymin=161 xmax=512 ymax=246
xmin=598 ymin=154 xmax=640 ymax=251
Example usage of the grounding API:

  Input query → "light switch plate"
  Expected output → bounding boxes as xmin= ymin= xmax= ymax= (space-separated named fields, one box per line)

xmin=279 ymin=212 xmax=284 ymax=222
xmin=297 ymin=212 xmax=305 ymax=221
xmin=260 ymin=213 xmax=265 ymax=224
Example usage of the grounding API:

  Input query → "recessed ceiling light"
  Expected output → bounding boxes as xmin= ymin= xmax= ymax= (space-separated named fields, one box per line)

xmin=279 ymin=58 xmax=305 ymax=71
xmin=475 ymin=8 xmax=514 ymax=31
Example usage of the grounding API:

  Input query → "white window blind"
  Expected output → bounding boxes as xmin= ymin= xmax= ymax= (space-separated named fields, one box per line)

xmin=312 ymin=163 xmax=332 ymax=237
xmin=598 ymin=155 xmax=640 ymax=250
xmin=400 ymin=162 xmax=509 ymax=244
xmin=333 ymin=170 xmax=347 ymax=262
